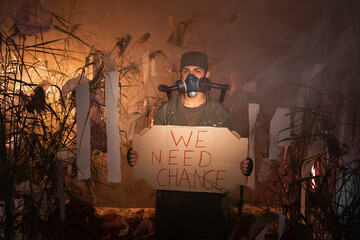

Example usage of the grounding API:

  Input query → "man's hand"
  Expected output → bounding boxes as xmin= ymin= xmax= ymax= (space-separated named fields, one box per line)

xmin=127 ymin=148 xmax=139 ymax=167
xmin=240 ymin=158 xmax=253 ymax=176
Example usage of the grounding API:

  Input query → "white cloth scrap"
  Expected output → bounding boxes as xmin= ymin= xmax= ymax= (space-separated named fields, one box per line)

xmin=142 ymin=52 xmax=149 ymax=106
xmin=247 ymin=103 xmax=260 ymax=189
xmin=76 ymin=81 xmax=91 ymax=180
xmin=150 ymin=58 xmax=158 ymax=77
xmin=105 ymin=71 xmax=121 ymax=183
xmin=269 ymin=108 xmax=290 ymax=160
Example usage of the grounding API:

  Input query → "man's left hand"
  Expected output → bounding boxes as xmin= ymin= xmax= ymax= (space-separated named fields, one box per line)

xmin=240 ymin=158 xmax=253 ymax=176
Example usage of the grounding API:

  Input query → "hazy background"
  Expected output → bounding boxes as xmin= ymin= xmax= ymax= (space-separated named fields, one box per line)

xmin=1 ymin=0 xmax=359 ymax=207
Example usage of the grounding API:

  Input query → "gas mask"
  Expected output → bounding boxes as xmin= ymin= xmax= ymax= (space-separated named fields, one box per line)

xmin=184 ymin=74 xmax=199 ymax=97
xmin=174 ymin=74 xmax=211 ymax=97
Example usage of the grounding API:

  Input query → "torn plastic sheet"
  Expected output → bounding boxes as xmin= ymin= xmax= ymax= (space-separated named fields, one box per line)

xmin=258 ymin=158 xmax=272 ymax=182
xmin=61 ymin=75 xmax=89 ymax=103
xmin=11 ymin=0 xmax=53 ymax=36
xmin=301 ymin=140 xmax=323 ymax=219
xmin=150 ymin=58 xmax=158 ymax=77
xmin=0 ymin=198 xmax=24 ymax=219
xmin=253 ymin=212 xmax=286 ymax=240
xmin=14 ymin=181 xmax=51 ymax=220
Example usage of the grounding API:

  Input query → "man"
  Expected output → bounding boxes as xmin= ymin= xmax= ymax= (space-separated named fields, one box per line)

xmin=129 ymin=51 xmax=252 ymax=240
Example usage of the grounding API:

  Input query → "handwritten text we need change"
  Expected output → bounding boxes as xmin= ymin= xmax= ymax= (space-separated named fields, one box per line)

xmin=133 ymin=126 xmax=248 ymax=193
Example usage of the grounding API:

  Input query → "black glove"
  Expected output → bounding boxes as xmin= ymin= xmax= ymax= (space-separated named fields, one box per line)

xmin=127 ymin=147 xmax=133 ymax=167
xmin=244 ymin=157 xmax=253 ymax=176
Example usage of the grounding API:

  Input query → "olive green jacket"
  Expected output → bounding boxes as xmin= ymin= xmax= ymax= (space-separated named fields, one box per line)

xmin=154 ymin=92 xmax=234 ymax=130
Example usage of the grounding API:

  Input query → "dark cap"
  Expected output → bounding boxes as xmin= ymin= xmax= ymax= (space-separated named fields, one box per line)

xmin=180 ymin=51 xmax=208 ymax=71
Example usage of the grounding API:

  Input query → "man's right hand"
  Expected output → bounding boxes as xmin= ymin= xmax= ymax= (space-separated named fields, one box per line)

xmin=127 ymin=149 xmax=139 ymax=167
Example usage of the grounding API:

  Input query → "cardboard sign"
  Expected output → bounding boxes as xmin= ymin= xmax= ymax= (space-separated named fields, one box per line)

xmin=133 ymin=125 xmax=248 ymax=193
